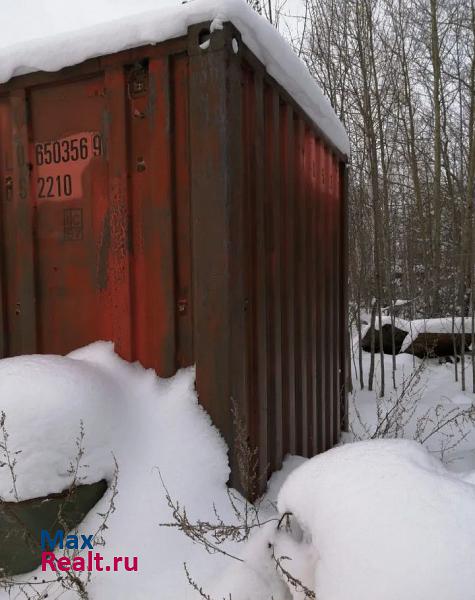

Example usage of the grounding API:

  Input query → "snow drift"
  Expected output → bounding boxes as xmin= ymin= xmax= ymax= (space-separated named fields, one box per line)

xmin=0 ymin=352 xmax=125 ymax=501
xmin=278 ymin=439 xmax=475 ymax=600
xmin=0 ymin=342 xmax=233 ymax=599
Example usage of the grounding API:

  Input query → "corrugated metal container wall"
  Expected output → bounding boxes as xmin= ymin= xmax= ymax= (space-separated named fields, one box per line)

xmin=238 ymin=56 xmax=347 ymax=489
xmin=0 ymin=23 xmax=348 ymax=497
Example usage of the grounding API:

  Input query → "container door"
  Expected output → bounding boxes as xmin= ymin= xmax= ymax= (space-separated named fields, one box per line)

xmin=29 ymin=76 xmax=131 ymax=356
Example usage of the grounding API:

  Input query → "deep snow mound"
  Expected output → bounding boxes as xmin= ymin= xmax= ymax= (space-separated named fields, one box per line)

xmin=0 ymin=342 xmax=232 ymax=599
xmin=0 ymin=350 xmax=126 ymax=501
xmin=278 ymin=439 xmax=475 ymax=600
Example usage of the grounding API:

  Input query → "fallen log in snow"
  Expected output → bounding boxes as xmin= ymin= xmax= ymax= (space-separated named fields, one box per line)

xmin=361 ymin=323 xmax=408 ymax=354
xmin=361 ymin=317 xmax=473 ymax=357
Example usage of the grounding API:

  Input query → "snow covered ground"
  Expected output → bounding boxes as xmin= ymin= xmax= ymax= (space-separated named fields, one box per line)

xmin=1 ymin=342 xmax=475 ymax=599
xmin=349 ymin=347 xmax=475 ymax=472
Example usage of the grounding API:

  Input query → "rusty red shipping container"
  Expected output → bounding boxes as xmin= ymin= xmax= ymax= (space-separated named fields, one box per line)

xmin=0 ymin=21 xmax=348 ymax=496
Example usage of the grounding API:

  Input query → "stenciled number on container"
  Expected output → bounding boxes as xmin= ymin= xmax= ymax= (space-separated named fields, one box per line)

xmin=35 ymin=135 xmax=102 ymax=166
xmin=37 ymin=175 xmax=73 ymax=199
xmin=34 ymin=133 xmax=102 ymax=200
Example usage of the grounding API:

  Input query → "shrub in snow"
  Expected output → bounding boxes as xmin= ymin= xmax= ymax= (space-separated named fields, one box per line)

xmin=278 ymin=439 xmax=475 ymax=600
xmin=206 ymin=523 xmax=293 ymax=600
xmin=349 ymin=350 xmax=475 ymax=466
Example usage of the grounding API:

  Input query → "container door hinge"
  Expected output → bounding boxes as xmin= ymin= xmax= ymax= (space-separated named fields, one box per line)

xmin=3 ymin=176 xmax=13 ymax=202
xmin=127 ymin=63 xmax=149 ymax=99
xmin=177 ymin=299 xmax=188 ymax=315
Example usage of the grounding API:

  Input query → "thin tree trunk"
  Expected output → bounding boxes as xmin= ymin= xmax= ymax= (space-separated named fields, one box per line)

xmin=430 ymin=0 xmax=443 ymax=315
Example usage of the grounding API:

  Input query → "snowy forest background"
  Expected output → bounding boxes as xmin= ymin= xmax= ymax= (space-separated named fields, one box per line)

xmin=253 ymin=0 xmax=475 ymax=396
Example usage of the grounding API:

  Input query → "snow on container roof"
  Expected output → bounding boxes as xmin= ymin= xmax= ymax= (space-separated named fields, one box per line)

xmin=0 ymin=0 xmax=350 ymax=156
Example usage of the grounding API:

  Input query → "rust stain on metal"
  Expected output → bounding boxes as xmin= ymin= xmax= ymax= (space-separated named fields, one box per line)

xmin=97 ymin=208 xmax=111 ymax=291
xmin=101 ymin=109 xmax=112 ymax=162
xmin=147 ymin=71 xmax=157 ymax=127
xmin=15 ymin=140 xmax=28 ymax=199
